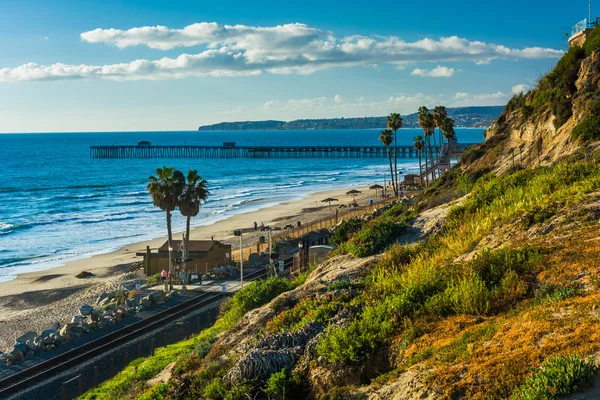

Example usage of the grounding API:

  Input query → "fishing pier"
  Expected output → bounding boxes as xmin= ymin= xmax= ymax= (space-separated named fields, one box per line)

xmin=89 ymin=142 xmax=474 ymax=159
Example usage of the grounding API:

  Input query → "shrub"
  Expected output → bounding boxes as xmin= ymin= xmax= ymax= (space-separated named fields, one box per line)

xmin=344 ymin=217 xmax=404 ymax=257
xmin=572 ymin=115 xmax=600 ymax=141
xmin=329 ymin=218 xmax=363 ymax=246
xmin=220 ymin=277 xmax=295 ymax=324
xmin=584 ymin=25 xmax=600 ymax=56
xmin=135 ymin=383 xmax=170 ymax=400
xmin=266 ymin=297 xmax=340 ymax=333
xmin=327 ymin=277 xmax=351 ymax=291
xmin=146 ymin=273 xmax=161 ymax=285
xmin=535 ymin=283 xmax=581 ymax=304
xmin=445 ymin=276 xmax=491 ymax=315
xmin=317 ymin=302 xmax=394 ymax=363
xmin=511 ymin=354 xmax=596 ymax=399
xmin=262 ymin=368 xmax=307 ymax=399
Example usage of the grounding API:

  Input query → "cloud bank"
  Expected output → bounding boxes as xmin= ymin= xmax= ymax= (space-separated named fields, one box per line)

xmin=0 ymin=22 xmax=563 ymax=82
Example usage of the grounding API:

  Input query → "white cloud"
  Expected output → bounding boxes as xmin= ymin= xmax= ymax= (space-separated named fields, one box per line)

xmin=0 ymin=21 xmax=564 ymax=82
xmin=334 ymin=94 xmax=342 ymax=103
xmin=453 ymin=91 xmax=508 ymax=106
xmin=411 ymin=65 xmax=457 ymax=77
xmin=511 ymin=83 xmax=529 ymax=94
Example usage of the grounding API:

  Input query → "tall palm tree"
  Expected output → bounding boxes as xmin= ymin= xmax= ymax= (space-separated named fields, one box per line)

xmin=379 ymin=129 xmax=396 ymax=195
xmin=418 ymin=107 xmax=436 ymax=183
xmin=413 ymin=135 xmax=425 ymax=186
xmin=147 ymin=166 xmax=185 ymax=290
xmin=179 ymin=169 xmax=209 ymax=273
xmin=441 ymin=117 xmax=456 ymax=142
xmin=433 ymin=105 xmax=448 ymax=146
xmin=387 ymin=113 xmax=403 ymax=195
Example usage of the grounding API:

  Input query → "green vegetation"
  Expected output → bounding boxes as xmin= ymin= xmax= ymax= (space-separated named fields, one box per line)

xmin=145 ymin=272 xmax=161 ymax=285
xmin=262 ymin=368 xmax=307 ymax=399
xmin=266 ymin=297 xmax=341 ymax=333
xmin=511 ymin=354 xmax=596 ymax=399
xmin=80 ymin=276 xmax=298 ymax=400
xmin=328 ymin=219 xmax=363 ymax=246
xmin=317 ymin=159 xmax=600 ymax=374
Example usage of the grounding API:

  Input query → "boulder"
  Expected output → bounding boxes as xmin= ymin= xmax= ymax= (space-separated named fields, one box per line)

xmin=149 ymin=290 xmax=165 ymax=305
xmin=10 ymin=350 xmax=24 ymax=363
xmin=80 ymin=304 xmax=94 ymax=316
xmin=98 ymin=297 xmax=111 ymax=307
xmin=96 ymin=292 xmax=108 ymax=305
xmin=71 ymin=315 xmax=85 ymax=324
xmin=41 ymin=328 xmax=57 ymax=337
xmin=42 ymin=336 xmax=55 ymax=345
xmin=26 ymin=340 xmax=38 ymax=352
xmin=13 ymin=342 xmax=27 ymax=354
xmin=15 ymin=331 xmax=37 ymax=344
xmin=49 ymin=322 xmax=61 ymax=331
xmin=25 ymin=350 xmax=35 ymax=359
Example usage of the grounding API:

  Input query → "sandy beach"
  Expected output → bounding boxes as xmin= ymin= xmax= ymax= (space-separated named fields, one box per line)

xmin=0 ymin=184 xmax=387 ymax=352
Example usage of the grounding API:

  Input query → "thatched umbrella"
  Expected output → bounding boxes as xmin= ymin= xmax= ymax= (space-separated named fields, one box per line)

xmin=321 ymin=197 xmax=338 ymax=212
xmin=369 ymin=184 xmax=383 ymax=198
xmin=346 ymin=189 xmax=362 ymax=205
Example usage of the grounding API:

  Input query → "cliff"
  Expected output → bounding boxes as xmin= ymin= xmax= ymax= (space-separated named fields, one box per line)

xmin=197 ymin=106 xmax=503 ymax=131
xmin=464 ymin=29 xmax=600 ymax=175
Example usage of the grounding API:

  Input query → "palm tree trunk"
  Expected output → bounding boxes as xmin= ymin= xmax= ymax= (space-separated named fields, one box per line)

xmin=166 ymin=210 xmax=173 ymax=291
xmin=418 ymin=151 xmax=423 ymax=186
xmin=182 ymin=215 xmax=191 ymax=282
xmin=387 ymin=148 xmax=395 ymax=195
xmin=393 ymin=129 xmax=398 ymax=196
xmin=427 ymin=136 xmax=435 ymax=182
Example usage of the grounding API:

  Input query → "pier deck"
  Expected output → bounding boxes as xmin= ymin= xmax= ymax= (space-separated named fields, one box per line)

xmin=90 ymin=144 xmax=475 ymax=159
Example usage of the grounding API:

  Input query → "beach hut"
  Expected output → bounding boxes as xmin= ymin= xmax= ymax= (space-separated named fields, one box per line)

xmin=137 ymin=239 xmax=232 ymax=275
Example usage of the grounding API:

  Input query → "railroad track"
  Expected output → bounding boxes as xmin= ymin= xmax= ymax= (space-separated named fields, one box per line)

xmin=0 ymin=269 xmax=267 ymax=398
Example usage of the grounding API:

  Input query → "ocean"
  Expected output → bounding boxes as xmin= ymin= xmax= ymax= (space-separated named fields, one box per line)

xmin=0 ymin=128 xmax=484 ymax=282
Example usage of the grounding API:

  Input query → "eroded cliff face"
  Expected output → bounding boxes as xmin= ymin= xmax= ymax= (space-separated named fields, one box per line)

xmin=469 ymin=49 xmax=600 ymax=175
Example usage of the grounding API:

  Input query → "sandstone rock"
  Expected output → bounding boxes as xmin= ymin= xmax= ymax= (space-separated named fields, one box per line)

xmin=80 ymin=304 xmax=94 ymax=316
xmin=26 ymin=340 xmax=39 ymax=352
xmin=15 ymin=331 xmax=37 ymax=344
xmin=71 ymin=315 xmax=85 ymax=324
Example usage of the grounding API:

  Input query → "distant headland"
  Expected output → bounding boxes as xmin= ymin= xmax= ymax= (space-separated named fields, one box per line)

xmin=198 ymin=105 xmax=503 ymax=131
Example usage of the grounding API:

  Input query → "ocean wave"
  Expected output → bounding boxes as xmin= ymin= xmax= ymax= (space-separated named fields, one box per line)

xmin=314 ymin=177 xmax=337 ymax=182
xmin=79 ymin=216 xmax=137 ymax=225
xmin=0 ymin=223 xmax=14 ymax=235
xmin=51 ymin=193 xmax=104 ymax=201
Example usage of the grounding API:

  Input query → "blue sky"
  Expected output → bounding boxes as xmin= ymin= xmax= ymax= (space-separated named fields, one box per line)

xmin=0 ymin=0 xmax=588 ymax=132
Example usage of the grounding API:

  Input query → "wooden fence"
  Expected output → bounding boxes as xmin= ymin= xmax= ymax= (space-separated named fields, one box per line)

xmin=230 ymin=196 xmax=397 ymax=262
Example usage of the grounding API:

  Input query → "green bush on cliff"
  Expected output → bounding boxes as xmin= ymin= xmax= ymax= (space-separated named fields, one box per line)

xmin=584 ymin=25 xmax=600 ymax=56
xmin=511 ymin=354 xmax=596 ymax=399
xmin=343 ymin=216 xmax=407 ymax=257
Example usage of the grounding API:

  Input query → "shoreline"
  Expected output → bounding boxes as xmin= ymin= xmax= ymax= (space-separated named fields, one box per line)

xmin=0 ymin=184 xmax=376 ymax=290
xmin=0 ymin=183 xmax=386 ymax=351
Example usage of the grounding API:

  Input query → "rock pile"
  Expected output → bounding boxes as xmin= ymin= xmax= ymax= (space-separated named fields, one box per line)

xmin=2 ymin=288 xmax=177 ymax=366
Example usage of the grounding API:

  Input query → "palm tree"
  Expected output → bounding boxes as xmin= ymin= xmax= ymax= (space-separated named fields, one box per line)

xmin=418 ymin=107 xmax=435 ymax=183
xmin=413 ymin=135 xmax=425 ymax=186
xmin=441 ymin=117 xmax=456 ymax=142
xmin=179 ymin=169 xmax=209 ymax=274
xmin=433 ymin=105 xmax=448 ymax=146
xmin=387 ymin=113 xmax=403 ymax=195
xmin=147 ymin=166 xmax=185 ymax=290
xmin=379 ymin=128 xmax=396 ymax=195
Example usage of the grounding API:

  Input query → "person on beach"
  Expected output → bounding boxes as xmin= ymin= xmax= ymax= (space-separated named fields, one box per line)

xmin=161 ymin=269 xmax=167 ymax=282
xmin=254 ymin=221 xmax=258 ymax=231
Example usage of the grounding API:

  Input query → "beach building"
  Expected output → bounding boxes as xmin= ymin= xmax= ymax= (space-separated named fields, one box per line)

xmin=138 ymin=239 xmax=232 ymax=275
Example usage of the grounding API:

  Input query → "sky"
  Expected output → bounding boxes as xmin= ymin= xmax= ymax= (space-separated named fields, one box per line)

xmin=0 ymin=0 xmax=590 ymax=132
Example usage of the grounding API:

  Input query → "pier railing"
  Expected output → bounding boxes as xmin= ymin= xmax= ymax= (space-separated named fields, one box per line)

xmin=89 ymin=144 xmax=478 ymax=159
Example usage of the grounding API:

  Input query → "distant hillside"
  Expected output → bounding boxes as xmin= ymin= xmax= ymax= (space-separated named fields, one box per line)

xmin=198 ymin=106 xmax=504 ymax=131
